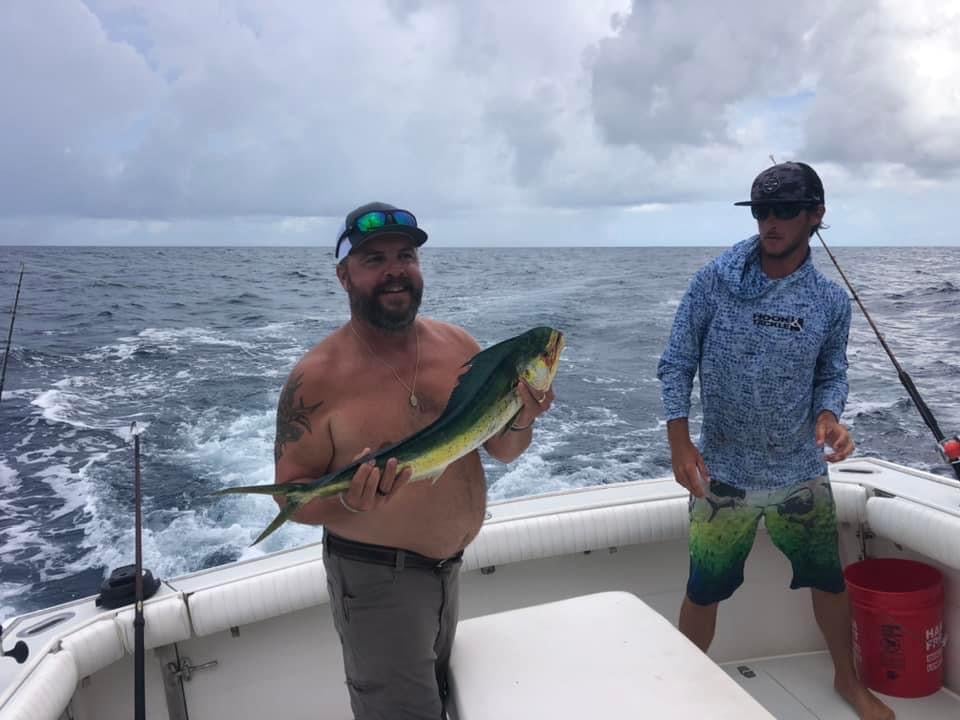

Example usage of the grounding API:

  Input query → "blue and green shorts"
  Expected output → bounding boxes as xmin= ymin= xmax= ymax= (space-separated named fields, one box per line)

xmin=686 ymin=475 xmax=845 ymax=606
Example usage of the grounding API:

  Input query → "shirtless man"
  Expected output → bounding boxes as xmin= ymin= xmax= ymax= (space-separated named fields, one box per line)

xmin=273 ymin=202 xmax=554 ymax=719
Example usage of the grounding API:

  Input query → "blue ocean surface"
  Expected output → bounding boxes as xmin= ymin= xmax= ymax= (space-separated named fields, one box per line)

xmin=1 ymin=245 xmax=958 ymax=619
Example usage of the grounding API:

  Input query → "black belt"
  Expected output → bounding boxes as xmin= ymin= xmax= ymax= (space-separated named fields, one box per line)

xmin=324 ymin=532 xmax=463 ymax=571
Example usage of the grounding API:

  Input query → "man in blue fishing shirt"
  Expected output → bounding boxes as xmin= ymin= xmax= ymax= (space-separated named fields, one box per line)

xmin=658 ymin=162 xmax=894 ymax=720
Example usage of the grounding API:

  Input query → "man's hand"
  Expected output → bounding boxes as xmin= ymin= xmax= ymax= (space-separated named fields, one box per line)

xmin=671 ymin=440 xmax=711 ymax=498
xmin=339 ymin=448 xmax=412 ymax=513
xmin=666 ymin=418 xmax=710 ymax=497
xmin=484 ymin=380 xmax=554 ymax=463
xmin=815 ymin=412 xmax=854 ymax=462
xmin=512 ymin=380 xmax=555 ymax=429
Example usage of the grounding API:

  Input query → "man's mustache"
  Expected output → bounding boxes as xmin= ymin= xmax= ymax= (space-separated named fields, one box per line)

xmin=375 ymin=280 xmax=416 ymax=295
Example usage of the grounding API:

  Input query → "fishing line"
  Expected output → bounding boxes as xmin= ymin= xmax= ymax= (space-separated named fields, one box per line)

xmin=815 ymin=230 xmax=960 ymax=480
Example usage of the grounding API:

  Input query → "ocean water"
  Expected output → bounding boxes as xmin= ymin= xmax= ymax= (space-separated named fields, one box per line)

xmin=1 ymin=245 xmax=958 ymax=620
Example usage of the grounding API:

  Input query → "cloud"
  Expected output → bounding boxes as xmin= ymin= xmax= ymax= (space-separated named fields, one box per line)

xmin=590 ymin=1 xmax=822 ymax=151
xmin=1 ymin=0 xmax=636 ymax=222
xmin=0 ymin=0 xmax=958 ymax=242
xmin=803 ymin=2 xmax=960 ymax=174
xmin=0 ymin=1 xmax=163 ymax=216
xmin=589 ymin=0 xmax=960 ymax=178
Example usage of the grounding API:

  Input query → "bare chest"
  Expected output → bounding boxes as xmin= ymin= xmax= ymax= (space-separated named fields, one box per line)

xmin=328 ymin=364 xmax=460 ymax=467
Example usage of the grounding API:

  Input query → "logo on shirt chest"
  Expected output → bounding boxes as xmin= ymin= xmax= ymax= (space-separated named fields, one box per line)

xmin=753 ymin=313 xmax=805 ymax=332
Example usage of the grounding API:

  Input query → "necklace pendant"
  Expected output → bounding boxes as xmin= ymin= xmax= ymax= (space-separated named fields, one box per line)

xmin=409 ymin=394 xmax=419 ymax=408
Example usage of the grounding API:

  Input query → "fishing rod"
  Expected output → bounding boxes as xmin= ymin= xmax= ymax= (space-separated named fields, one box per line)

xmin=130 ymin=421 xmax=146 ymax=720
xmin=0 ymin=263 xmax=25 ymax=403
xmin=815 ymin=230 xmax=960 ymax=481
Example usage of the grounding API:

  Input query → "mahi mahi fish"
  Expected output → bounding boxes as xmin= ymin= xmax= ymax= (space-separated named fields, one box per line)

xmin=217 ymin=326 xmax=565 ymax=544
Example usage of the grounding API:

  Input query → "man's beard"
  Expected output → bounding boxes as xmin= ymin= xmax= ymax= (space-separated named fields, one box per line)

xmin=761 ymin=233 xmax=808 ymax=260
xmin=348 ymin=279 xmax=423 ymax=332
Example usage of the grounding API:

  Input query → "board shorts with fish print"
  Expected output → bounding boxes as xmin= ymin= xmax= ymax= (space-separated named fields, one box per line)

xmin=686 ymin=475 xmax=845 ymax=606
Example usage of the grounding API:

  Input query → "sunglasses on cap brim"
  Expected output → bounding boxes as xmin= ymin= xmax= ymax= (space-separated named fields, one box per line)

xmin=343 ymin=210 xmax=418 ymax=237
xmin=336 ymin=209 xmax=420 ymax=260
xmin=750 ymin=204 xmax=816 ymax=221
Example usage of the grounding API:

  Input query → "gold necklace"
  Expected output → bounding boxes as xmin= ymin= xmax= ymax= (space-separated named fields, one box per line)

xmin=349 ymin=321 xmax=421 ymax=408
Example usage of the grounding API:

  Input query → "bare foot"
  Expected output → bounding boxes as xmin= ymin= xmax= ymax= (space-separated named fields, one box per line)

xmin=835 ymin=675 xmax=895 ymax=720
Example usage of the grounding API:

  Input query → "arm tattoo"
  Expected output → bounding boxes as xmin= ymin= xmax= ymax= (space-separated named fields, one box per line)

xmin=274 ymin=373 xmax=324 ymax=463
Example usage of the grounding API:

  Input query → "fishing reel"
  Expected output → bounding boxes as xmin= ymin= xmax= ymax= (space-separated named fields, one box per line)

xmin=940 ymin=436 xmax=960 ymax=464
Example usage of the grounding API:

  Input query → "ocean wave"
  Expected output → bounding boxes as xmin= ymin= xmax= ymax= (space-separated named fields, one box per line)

xmin=226 ymin=292 xmax=265 ymax=305
xmin=91 ymin=281 xmax=128 ymax=289
xmin=889 ymin=280 xmax=958 ymax=300
xmin=845 ymin=397 xmax=913 ymax=419
xmin=929 ymin=280 xmax=958 ymax=294
xmin=31 ymin=389 xmax=99 ymax=430
xmin=81 ymin=343 xmax=138 ymax=362
xmin=137 ymin=327 xmax=256 ymax=350
xmin=582 ymin=376 xmax=625 ymax=386
xmin=253 ymin=321 xmax=299 ymax=337
xmin=16 ymin=442 xmax=82 ymax=465
xmin=0 ymin=582 xmax=25 ymax=625
xmin=83 ymin=327 xmax=259 ymax=362
xmin=0 ymin=459 xmax=17 ymax=487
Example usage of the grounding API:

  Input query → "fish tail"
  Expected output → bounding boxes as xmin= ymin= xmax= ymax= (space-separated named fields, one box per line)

xmin=217 ymin=478 xmax=352 ymax=545
xmin=251 ymin=481 xmax=350 ymax=545
xmin=252 ymin=502 xmax=301 ymax=545
xmin=214 ymin=482 xmax=298 ymax=497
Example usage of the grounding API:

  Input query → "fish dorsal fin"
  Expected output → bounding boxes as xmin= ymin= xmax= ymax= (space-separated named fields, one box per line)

xmin=435 ymin=335 xmax=519 ymax=424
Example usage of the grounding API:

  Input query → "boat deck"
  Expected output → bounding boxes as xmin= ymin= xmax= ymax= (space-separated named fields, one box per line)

xmin=722 ymin=651 xmax=960 ymax=719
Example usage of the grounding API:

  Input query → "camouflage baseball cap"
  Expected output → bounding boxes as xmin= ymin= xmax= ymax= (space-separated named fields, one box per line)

xmin=734 ymin=162 xmax=825 ymax=206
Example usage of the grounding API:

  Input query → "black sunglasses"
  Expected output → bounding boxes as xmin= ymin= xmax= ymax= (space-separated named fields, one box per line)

xmin=751 ymin=204 xmax=814 ymax=221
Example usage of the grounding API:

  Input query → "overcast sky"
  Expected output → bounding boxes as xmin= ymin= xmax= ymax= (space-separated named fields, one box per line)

xmin=1 ymin=0 xmax=959 ymax=247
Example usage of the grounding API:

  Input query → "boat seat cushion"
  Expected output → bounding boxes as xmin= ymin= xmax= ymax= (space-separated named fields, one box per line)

xmin=449 ymin=591 xmax=773 ymax=719
xmin=463 ymin=498 xmax=689 ymax=571
xmin=867 ymin=496 xmax=960 ymax=571
xmin=0 ymin=650 xmax=77 ymax=720
xmin=832 ymin=482 xmax=867 ymax=525
xmin=59 ymin=618 xmax=125 ymax=679
xmin=188 ymin=559 xmax=328 ymax=637
xmin=115 ymin=592 xmax=192 ymax=653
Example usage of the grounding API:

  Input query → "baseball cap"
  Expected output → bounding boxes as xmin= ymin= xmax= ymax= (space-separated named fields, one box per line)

xmin=734 ymin=162 xmax=825 ymax=207
xmin=335 ymin=202 xmax=428 ymax=261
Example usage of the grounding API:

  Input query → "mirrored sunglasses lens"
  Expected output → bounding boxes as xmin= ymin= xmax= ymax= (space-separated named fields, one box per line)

xmin=392 ymin=211 xmax=417 ymax=227
xmin=355 ymin=212 xmax=387 ymax=233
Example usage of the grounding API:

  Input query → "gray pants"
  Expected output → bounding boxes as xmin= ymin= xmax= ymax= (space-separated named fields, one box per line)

xmin=323 ymin=536 xmax=462 ymax=720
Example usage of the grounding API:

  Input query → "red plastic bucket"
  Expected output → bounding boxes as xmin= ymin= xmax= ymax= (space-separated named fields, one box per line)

xmin=844 ymin=558 xmax=945 ymax=698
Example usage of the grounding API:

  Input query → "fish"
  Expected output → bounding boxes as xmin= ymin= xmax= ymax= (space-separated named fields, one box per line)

xmin=216 ymin=326 xmax=565 ymax=544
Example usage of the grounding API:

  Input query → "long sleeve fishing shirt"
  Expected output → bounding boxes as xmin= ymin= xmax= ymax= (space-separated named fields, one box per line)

xmin=657 ymin=236 xmax=852 ymax=490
